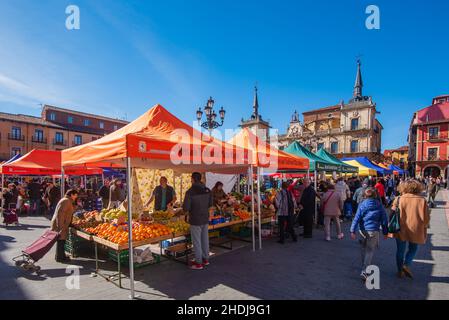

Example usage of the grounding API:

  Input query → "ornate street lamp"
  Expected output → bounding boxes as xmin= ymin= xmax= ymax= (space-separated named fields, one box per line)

xmin=196 ymin=97 xmax=226 ymax=133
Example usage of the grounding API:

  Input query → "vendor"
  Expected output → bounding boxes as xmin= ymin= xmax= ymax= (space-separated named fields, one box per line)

xmin=212 ymin=181 xmax=228 ymax=207
xmin=145 ymin=177 xmax=177 ymax=211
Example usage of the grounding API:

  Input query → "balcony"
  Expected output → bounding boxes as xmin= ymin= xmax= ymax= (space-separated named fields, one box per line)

xmin=344 ymin=124 xmax=369 ymax=132
xmin=53 ymin=139 xmax=67 ymax=146
xmin=428 ymin=134 xmax=447 ymax=142
xmin=31 ymin=137 xmax=47 ymax=144
xmin=8 ymin=133 xmax=25 ymax=141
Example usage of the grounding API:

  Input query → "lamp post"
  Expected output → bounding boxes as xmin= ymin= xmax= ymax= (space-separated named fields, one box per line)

xmin=196 ymin=97 xmax=226 ymax=134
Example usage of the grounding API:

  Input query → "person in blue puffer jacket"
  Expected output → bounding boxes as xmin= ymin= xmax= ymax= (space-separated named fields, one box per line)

xmin=350 ymin=187 xmax=389 ymax=281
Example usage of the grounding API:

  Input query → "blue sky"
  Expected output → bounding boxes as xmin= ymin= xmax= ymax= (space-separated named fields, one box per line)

xmin=0 ymin=0 xmax=448 ymax=150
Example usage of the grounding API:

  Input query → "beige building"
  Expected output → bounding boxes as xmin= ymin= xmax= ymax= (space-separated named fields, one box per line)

xmin=276 ymin=60 xmax=383 ymax=160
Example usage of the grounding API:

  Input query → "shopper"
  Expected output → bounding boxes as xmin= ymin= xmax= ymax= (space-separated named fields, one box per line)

xmin=374 ymin=178 xmax=386 ymax=206
xmin=322 ymin=183 xmax=344 ymax=241
xmin=145 ymin=177 xmax=177 ymax=211
xmin=28 ymin=179 xmax=43 ymax=215
xmin=426 ymin=178 xmax=437 ymax=208
xmin=183 ymin=172 xmax=213 ymax=270
xmin=51 ymin=189 xmax=79 ymax=263
xmin=350 ymin=188 xmax=389 ymax=281
xmin=299 ymin=178 xmax=317 ymax=238
xmin=391 ymin=180 xmax=430 ymax=279
xmin=108 ymin=179 xmax=124 ymax=209
xmin=44 ymin=182 xmax=61 ymax=216
xmin=353 ymin=182 xmax=368 ymax=207
xmin=98 ymin=180 xmax=110 ymax=209
xmin=275 ymin=181 xmax=298 ymax=244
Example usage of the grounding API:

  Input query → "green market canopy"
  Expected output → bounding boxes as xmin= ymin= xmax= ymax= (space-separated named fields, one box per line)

xmin=284 ymin=142 xmax=340 ymax=172
xmin=315 ymin=148 xmax=359 ymax=174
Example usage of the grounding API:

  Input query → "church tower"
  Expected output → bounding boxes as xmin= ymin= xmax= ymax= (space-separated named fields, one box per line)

xmin=240 ymin=86 xmax=271 ymax=142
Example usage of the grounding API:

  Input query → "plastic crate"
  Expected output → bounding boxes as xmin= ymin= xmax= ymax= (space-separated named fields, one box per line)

xmin=232 ymin=226 xmax=252 ymax=238
xmin=65 ymin=233 xmax=92 ymax=257
xmin=108 ymin=249 xmax=161 ymax=268
xmin=208 ymin=231 xmax=220 ymax=238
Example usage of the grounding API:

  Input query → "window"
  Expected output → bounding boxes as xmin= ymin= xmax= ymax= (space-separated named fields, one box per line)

xmin=351 ymin=118 xmax=359 ymax=130
xmin=428 ymin=147 xmax=438 ymax=160
xmin=68 ymin=116 xmax=73 ymax=124
xmin=429 ymin=127 xmax=439 ymax=139
xmin=11 ymin=127 xmax=21 ymax=139
xmin=55 ymin=132 xmax=64 ymax=144
xmin=330 ymin=142 xmax=338 ymax=154
xmin=113 ymin=125 xmax=118 ymax=131
xmin=99 ymin=122 xmax=104 ymax=129
xmin=74 ymin=135 xmax=82 ymax=145
xmin=34 ymin=129 xmax=44 ymax=142
xmin=84 ymin=119 xmax=91 ymax=126
xmin=50 ymin=113 xmax=56 ymax=121
xmin=11 ymin=147 xmax=21 ymax=157
xmin=350 ymin=140 xmax=359 ymax=153
xmin=317 ymin=143 xmax=324 ymax=151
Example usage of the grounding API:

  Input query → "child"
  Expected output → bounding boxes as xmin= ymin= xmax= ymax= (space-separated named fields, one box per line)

xmin=350 ymin=188 xmax=389 ymax=281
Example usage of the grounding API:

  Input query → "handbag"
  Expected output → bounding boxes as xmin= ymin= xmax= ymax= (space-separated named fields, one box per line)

xmin=320 ymin=191 xmax=334 ymax=215
xmin=388 ymin=196 xmax=401 ymax=234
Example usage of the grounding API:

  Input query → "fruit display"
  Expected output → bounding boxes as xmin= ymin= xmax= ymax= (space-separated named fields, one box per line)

xmin=152 ymin=210 xmax=174 ymax=222
xmin=166 ymin=220 xmax=190 ymax=234
xmin=234 ymin=209 xmax=251 ymax=220
xmin=72 ymin=210 xmax=101 ymax=230
xmin=85 ymin=222 xmax=172 ymax=244
xmin=101 ymin=208 xmax=139 ymax=221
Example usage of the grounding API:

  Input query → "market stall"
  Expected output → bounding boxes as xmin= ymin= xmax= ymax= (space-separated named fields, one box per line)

xmin=228 ymin=129 xmax=309 ymax=250
xmin=315 ymin=148 xmax=359 ymax=174
xmin=62 ymin=104 xmax=256 ymax=298
xmin=341 ymin=157 xmax=392 ymax=175
xmin=341 ymin=160 xmax=377 ymax=176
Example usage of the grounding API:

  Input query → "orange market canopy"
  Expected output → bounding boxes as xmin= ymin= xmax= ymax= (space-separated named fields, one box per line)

xmin=227 ymin=128 xmax=309 ymax=172
xmin=1 ymin=149 xmax=102 ymax=176
xmin=62 ymin=104 xmax=253 ymax=174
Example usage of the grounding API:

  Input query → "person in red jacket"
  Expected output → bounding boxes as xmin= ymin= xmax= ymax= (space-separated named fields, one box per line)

xmin=374 ymin=178 xmax=386 ymax=206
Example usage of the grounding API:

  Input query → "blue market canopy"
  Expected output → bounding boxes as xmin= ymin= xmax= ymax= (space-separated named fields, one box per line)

xmin=315 ymin=148 xmax=359 ymax=173
xmin=284 ymin=142 xmax=340 ymax=172
xmin=341 ymin=157 xmax=392 ymax=175
xmin=388 ymin=164 xmax=406 ymax=175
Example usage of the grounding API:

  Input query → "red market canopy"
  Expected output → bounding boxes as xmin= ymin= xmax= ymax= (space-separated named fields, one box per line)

xmin=227 ymin=128 xmax=309 ymax=171
xmin=62 ymin=104 xmax=251 ymax=174
xmin=1 ymin=149 xmax=102 ymax=176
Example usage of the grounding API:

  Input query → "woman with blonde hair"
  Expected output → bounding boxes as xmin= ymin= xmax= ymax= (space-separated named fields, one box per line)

xmin=391 ymin=179 xmax=430 ymax=278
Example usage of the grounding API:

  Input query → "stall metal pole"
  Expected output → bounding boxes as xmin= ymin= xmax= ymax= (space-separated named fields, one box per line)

xmin=61 ymin=169 xmax=65 ymax=199
xmin=1 ymin=174 xmax=4 ymax=211
xmin=257 ymin=167 xmax=262 ymax=250
xmin=314 ymin=169 xmax=318 ymax=225
xmin=249 ymin=166 xmax=255 ymax=252
xmin=126 ymin=157 xmax=135 ymax=299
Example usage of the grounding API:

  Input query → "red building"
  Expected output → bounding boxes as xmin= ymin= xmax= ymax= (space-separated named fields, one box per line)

xmin=408 ymin=95 xmax=449 ymax=178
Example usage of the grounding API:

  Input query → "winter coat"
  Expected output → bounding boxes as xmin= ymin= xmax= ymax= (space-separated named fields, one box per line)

xmin=350 ymin=198 xmax=388 ymax=234
xmin=183 ymin=182 xmax=213 ymax=226
xmin=322 ymin=190 xmax=343 ymax=217
xmin=353 ymin=186 xmax=367 ymax=204
xmin=391 ymin=194 xmax=431 ymax=244
xmin=275 ymin=189 xmax=296 ymax=217
xmin=335 ymin=181 xmax=350 ymax=202
xmin=51 ymin=197 xmax=75 ymax=240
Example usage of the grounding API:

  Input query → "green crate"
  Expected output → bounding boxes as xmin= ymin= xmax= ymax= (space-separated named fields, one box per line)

xmin=232 ymin=226 xmax=252 ymax=238
xmin=108 ymin=249 xmax=161 ymax=269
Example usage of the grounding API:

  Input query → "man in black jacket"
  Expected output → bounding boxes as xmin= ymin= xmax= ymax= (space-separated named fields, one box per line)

xmin=299 ymin=179 xmax=317 ymax=238
xmin=183 ymin=172 xmax=213 ymax=270
xmin=98 ymin=180 xmax=110 ymax=209
xmin=28 ymin=179 xmax=43 ymax=215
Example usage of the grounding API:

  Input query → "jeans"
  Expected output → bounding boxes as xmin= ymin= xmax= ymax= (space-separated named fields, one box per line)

xmin=395 ymin=238 xmax=419 ymax=272
xmin=324 ymin=216 xmax=341 ymax=239
xmin=360 ymin=231 xmax=379 ymax=272
xmin=190 ymin=224 xmax=209 ymax=264
xmin=278 ymin=215 xmax=297 ymax=242
xmin=30 ymin=198 xmax=41 ymax=215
